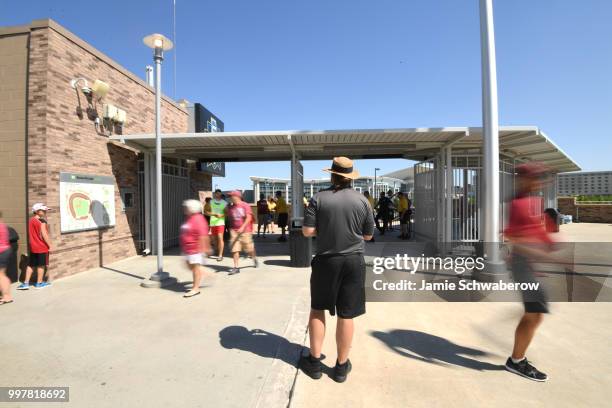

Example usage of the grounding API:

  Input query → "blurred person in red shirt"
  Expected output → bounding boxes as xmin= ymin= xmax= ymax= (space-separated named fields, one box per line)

xmin=180 ymin=199 xmax=213 ymax=298
xmin=504 ymin=163 xmax=564 ymax=382
xmin=0 ymin=211 xmax=13 ymax=305
xmin=226 ymin=191 xmax=258 ymax=275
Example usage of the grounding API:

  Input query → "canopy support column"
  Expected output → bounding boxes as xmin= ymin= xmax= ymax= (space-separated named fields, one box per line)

xmin=289 ymin=135 xmax=304 ymax=222
xmin=445 ymin=147 xmax=453 ymax=246
xmin=436 ymin=151 xmax=445 ymax=247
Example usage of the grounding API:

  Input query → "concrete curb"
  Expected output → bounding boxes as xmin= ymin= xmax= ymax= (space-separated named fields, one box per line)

xmin=254 ymin=286 xmax=310 ymax=408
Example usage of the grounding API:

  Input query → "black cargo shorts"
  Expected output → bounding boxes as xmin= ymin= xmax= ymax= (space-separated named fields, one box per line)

xmin=310 ymin=253 xmax=366 ymax=318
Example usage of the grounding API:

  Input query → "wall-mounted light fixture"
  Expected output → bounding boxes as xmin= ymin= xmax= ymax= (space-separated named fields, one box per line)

xmin=91 ymin=80 xmax=110 ymax=101
xmin=70 ymin=78 xmax=110 ymax=101
xmin=70 ymin=78 xmax=91 ymax=95
xmin=71 ymin=77 xmax=113 ymax=135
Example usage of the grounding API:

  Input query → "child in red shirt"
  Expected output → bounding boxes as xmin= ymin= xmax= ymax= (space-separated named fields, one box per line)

xmin=18 ymin=203 xmax=52 ymax=290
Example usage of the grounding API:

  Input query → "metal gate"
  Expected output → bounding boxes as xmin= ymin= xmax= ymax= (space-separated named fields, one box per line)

xmin=451 ymin=156 xmax=481 ymax=242
xmin=449 ymin=156 xmax=515 ymax=243
xmin=416 ymin=154 xmax=518 ymax=246
xmin=138 ymin=156 xmax=190 ymax=251
xmin=413 ymin=158 xmax=439 ymax=241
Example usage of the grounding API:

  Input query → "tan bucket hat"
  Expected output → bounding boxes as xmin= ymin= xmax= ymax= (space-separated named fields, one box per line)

xmin=323 ymin=156 xmax=360 ymax=180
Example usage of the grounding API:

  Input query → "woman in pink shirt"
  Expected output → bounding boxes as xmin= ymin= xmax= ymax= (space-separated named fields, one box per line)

xmin=180 ymin=200 xmax=213 ymax=298
xmin=0 ymin=211 xmax=13 ymax=305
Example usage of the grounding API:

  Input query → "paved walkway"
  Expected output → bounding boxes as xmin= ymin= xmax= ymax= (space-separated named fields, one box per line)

xmin=1 ymin=223 xmax=610 ymax=407
xmin=291 ymin=302 xmax=612 ymax=408
xmin=292 ymin=222 xmax=612 ymax=408
xmin=1 ymin=239 xmax=311 ymax=408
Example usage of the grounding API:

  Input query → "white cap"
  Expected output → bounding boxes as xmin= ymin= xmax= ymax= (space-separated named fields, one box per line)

xmin=32 ymin=203 xmax=50 ymax=213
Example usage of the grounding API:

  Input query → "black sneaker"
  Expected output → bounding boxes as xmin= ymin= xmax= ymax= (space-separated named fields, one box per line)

xmin=505 ymin=357 xmax=548 ymax=382
xmin=333 ymin=359 xmax=352 ymax=383
xmin=228 ymin=268 xmax=240 ymax=276
xmin=299 ymin=354 xmax=322 ymax=380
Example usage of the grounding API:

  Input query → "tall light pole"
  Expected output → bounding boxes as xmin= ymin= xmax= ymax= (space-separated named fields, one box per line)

xmin=479 ymin=0 xmax=505 ymax=274
xmin=374 ymin=167 xmax=381 ymax=198
xmin=142 ymin=33 xmax=175 ymax=288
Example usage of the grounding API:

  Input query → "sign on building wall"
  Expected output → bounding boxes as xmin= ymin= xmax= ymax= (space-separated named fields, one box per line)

xmin=189 ymin=103 xmax=226 ymax=177
xmin=59 ymin=172 xmax=116 ymax=233
xmin=197 ymin=161 xmax=226 ymax=177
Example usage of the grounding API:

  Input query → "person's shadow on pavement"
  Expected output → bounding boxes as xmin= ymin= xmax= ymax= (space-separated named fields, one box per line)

xmin=371 ymin=329 xmax=504 ymax=371
xmin=219 ymin=326 xmax=304 ymax=368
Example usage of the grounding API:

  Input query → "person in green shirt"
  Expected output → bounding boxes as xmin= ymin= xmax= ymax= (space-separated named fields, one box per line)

xmin=206 ymin=189 xmax=227 ymax=261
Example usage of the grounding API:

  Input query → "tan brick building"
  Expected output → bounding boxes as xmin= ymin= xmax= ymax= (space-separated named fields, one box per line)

xmin=0 ymin=19 xmax=212 ymax=280
xmin=558 ymin=197 xmax=612 ymax=224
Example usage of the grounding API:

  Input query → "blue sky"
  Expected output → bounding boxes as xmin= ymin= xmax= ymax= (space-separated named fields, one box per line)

xmin=4 ymin=0 xmax=611 ymax=190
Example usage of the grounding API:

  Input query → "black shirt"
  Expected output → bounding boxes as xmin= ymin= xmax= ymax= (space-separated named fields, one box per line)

xmin=376 ymin=196 xmax=394 ymax=214
xmin=304 ymin=187 xmax=375 ymax=256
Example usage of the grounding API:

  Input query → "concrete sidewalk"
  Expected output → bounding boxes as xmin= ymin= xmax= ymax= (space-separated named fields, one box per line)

xmin=291 ymin=223 xmax=612 ymax=408
xmin=1 ymin=223 xmax=611 ymax=407
xmin=1 ymin=240 xmax=311 ymax=408
xmin=291 ymin=302 xmax=612 ymax=408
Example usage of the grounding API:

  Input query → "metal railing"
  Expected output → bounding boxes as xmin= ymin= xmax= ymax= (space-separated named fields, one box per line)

xmin=138 ymin=159 xmax=190 ymax=251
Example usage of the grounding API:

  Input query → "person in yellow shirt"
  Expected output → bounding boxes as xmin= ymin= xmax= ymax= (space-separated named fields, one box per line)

xmin=267 ymin=196 xmax=276 ymax=233
xmin=275 ymin=191 xmax=289 ymax=242
xmin=397 ymin=192 xmax=410 ymax=240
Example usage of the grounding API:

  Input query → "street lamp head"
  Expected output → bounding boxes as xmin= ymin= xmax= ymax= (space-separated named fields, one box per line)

xmin=143 ymin=33 xmax=174 ymax=51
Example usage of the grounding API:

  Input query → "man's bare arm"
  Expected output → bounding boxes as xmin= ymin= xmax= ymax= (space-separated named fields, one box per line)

xmin=302 ymin=226 xmax=317 ymax=237
xmin=41 ymin=223 xmax=52 ymax=249
xmin=199 ymin=235 xmax=211 ymax=255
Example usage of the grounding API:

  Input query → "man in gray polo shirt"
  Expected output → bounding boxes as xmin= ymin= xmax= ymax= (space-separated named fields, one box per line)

xmin=300 ymin=157 xmax=375 ymax=383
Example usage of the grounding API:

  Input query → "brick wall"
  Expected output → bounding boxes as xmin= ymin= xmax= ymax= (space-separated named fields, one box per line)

xmin=189 ymin=164 xmax=213 ymax=198
xmin=558 ymin=197 xmax=612 ymax=223
xmin=24 ymin=21 xmax=190 ymax=279
xmin=0 ymin=31 xmax=29 ymax=259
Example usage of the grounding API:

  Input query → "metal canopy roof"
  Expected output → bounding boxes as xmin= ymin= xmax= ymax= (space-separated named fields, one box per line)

xmin=110 ymin=126 xmax=580 ymax=172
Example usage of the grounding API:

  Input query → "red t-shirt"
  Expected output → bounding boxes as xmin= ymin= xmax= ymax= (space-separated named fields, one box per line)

xmin=0 ymin=223 xmax=9 ymax=253
xmin=29 ymin=216 xmax=49 ymax=253
xmin=504 ymin=196 xmax=552 ymax=244
xmin=180 ymin=214 xmax=209 ymax=255
xmin=227 ymin=201 xmax=253 ymax=232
